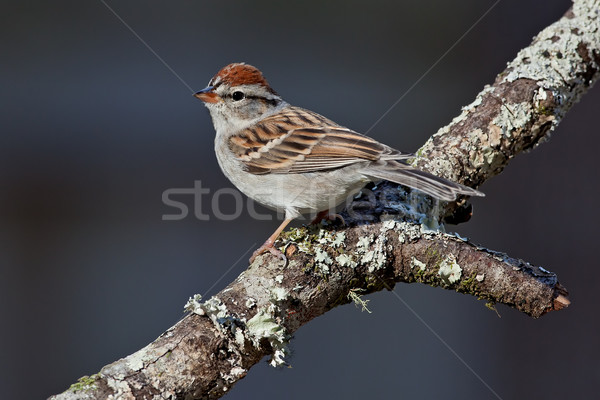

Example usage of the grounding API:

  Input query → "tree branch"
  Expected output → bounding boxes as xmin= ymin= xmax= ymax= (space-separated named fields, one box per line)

xmin=50 ymin=1 xmax=598 ymax=399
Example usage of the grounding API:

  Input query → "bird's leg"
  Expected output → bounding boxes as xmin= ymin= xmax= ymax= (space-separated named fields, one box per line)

xmin=310 ymin=210 xmax=345 ymax=225
xmin=250 ymin=218 xmax=293 ymax=264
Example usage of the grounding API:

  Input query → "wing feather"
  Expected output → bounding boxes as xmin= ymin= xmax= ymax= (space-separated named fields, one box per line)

xmin=228 ymin=106 xmax=409 ymax=174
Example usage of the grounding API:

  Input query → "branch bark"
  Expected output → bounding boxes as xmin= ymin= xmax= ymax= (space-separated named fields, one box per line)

xmin=50 ymin=1 xmax=599 ymax=399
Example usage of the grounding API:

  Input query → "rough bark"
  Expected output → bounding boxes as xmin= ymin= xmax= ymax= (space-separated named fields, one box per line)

xmin=50 ymin=1 xmax=599 ymax=399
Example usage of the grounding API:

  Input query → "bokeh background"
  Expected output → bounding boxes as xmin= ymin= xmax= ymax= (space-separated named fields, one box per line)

xmin=2 ymin=0 xmax=599 ymax=398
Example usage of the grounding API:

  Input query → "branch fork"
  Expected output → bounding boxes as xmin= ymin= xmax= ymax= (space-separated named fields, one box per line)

xmin=51 ymin=1 xmax=600 ymax=398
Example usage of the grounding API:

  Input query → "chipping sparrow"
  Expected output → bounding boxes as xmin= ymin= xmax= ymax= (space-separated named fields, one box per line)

xmin=195 ymin=63 xmax=484 ymax=262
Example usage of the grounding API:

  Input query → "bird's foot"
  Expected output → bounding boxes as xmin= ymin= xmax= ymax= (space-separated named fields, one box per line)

xmin=249 ymin=218 xmax=293 ymax=264
xmin=310 ymin=210 xmax=345 ymax=226
xmin=249 ymin=239 xmax=287 ymax=264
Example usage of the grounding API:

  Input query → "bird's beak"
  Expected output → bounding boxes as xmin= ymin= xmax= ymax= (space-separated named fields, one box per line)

xmin=194 ymin=86 xmax=220 ymax=104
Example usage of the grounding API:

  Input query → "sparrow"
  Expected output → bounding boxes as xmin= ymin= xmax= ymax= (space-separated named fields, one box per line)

xmin=194 ymin=63 xmax=484 ymax=262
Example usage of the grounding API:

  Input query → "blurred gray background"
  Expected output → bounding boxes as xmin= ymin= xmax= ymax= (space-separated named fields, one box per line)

xmin=2 ymin=0 xmax=599 ymax=398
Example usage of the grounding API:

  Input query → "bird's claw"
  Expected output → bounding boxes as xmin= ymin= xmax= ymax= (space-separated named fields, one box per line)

xmin=249 ymin=242 xmax=287 ymax=265
xmin=310 ymin=211 xmax=345 ymax=226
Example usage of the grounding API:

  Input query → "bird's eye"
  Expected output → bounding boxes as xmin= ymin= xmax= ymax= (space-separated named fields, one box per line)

xmin=232 ymin=91 xmax=245 ymax=101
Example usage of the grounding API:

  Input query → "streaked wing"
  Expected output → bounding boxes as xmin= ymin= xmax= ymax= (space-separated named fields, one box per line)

xmin=228 ymin=107 xmax=411 ymax=174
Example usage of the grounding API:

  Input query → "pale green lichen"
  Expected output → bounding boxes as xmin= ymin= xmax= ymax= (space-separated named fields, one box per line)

xmin=362 ymin=245 xmax=386 ymax=272
xmin=185 ymin=295 xmax=228 ymax=324
xmin=245 ymin=297 xmax=256 ymax=309
xmin=438 ymin=254 xmax=462 ymax=284
xmin=316 ymin=229 xmax=346 ymax=248
xmin=279 ymin=226 xmax=317 ymax=253
xmin=227 ymin=366 xmax=247 ymax=382
xmin=314 ymin=248 xmax=333 ymax=274
xmin=411 ymin=257 xmax=427 ymax=271
xmin=356 ymin=235 xmax=373 ymax=252
xmin=498 ymin=0 xmax=600 ymax=144
xmin=359 ymin=220 xmax=425 ymax=272
xmin=399 ymin=221 xmax=426 ymax=241
xmin=381 ymin=220 xmax=397 ymax=230
xmin=331 ymin=232 xmax=346 ymax=248
xmin=361 ymin=250 xmax=376 ymax=266
xmin=491 ymin=101 xmax=532 ymax=137
xmin=246 ymin=286 xmax=291 ymax=367
xmin=468 ymin=125 xmax=506 ymax=171
xmin=184 ymin=295 xmax=246 ymax=347
xmin=269 ymin=287 xmax=289 ymax=302
xmin=485 ymin=301 xmax=500 ymax=317
xmin=185 ymin=289 xmax=292 ymax=368
xmin=281 ymin=225 xmax=347 ymax=260
xmin=315 ymin=248 xmax=333 ymax=264
xmin=69 ymin=374 xmax=100 ymax=393
xmin=502 ymin=1 xmax=599 ymax=90
xmin=246 ymin=305 xmax=289 ymax=367
xmin=462 ymin=4 xmax=600 ymax=170
xmin=292 ymin=284 xmax=304 ymax=292
xmin=347 ymin=288 xmax=372 ymax=313
xmin=124 ymin=348 xmax=149 ymax=372
xmin=246 ymin=310 xmax=283 ymax=340
xmin=336 ymin=253 xmax=358 ymax=268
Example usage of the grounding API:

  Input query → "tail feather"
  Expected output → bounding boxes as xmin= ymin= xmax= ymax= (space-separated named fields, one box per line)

xmin=362 ymin=161 xmax=484 ymax=201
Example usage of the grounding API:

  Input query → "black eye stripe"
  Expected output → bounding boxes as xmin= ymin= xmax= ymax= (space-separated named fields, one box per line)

xmin=223 ymin=92 xmax=246 ymax=100
xmin=224 ymin=93 xmax=280 ymax=106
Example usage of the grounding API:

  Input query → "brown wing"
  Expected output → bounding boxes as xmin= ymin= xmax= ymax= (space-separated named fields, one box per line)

xmin=228 ymin=107 xmax=410 ymax=175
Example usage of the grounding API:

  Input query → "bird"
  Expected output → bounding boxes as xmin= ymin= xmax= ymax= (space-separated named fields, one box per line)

xmin=194 ymin=63 xmax=483 ymax=262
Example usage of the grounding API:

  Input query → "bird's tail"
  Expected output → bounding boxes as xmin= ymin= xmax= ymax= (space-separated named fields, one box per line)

xmin=361 ymin=161 xmax=484 ymax=201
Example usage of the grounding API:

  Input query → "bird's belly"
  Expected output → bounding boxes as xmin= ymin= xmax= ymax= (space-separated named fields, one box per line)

xmin=250 ymin=170 xmax=369 ymax=217
xmin=215 ymin=145 xmax=369 ymax=218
